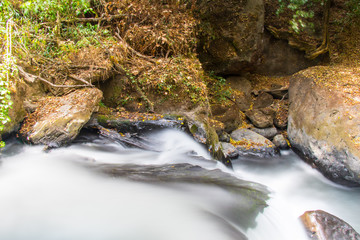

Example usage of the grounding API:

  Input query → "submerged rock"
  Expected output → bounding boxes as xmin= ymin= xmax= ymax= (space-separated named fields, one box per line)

xmin=230 ymin=128 xmax=279 ymax=158
xmin=90 ymin=162 xmax=269 ymax=231
xmin=98 ymin=117 xmax=186 ymax=135
xmin=288 ymin=66 xmax=360 ymax=187
xmin=300 ymin=210 xmax=360 ymax=240
xmin=19 ymin=88 xmax=103 ymax=147
xmin=221 ymin=142 xmax=239 ymax=159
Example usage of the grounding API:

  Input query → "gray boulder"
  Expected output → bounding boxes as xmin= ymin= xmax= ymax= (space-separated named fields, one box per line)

xmin=288 ymin=66 xmax=360 ymax=187
xmin=250 ymin=127 xmax=278 ymax=139
xmin=19 ymin=88 xmax=103 ymax=147
xmin=230 ymin=128 xmax=279 ymax=158
xmin=300 ymin=210 xmax=360 ymax=240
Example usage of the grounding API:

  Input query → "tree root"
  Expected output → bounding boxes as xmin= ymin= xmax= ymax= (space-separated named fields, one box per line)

xmin=17 ymin=65 xmax=93 ymax=88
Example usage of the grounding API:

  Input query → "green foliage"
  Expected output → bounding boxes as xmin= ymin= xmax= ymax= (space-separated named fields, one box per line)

xmin=20 ymin=0 xmax=94 ymax=22
xmin=346 ymin=0 xmax=360 ymax=19
xmin=0 ymin=1 xmax=20 ymax=22
xmin=206 ymin=72 xmax=232 ymax=103
xmin=277 ymin=0 xmax=319 ymax=33
xmin=0 ymin=18 xmax=15 ymax=147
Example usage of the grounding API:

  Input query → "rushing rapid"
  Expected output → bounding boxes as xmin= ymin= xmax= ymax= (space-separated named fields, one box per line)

xmin=1 ymin=129 xmax=359 ymax=240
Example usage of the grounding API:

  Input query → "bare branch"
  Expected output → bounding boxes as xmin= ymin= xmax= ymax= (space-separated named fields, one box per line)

xmin=17 ymin=65 xmax=93 ymax=88
xmin=68 ymin=65 xmax=108 ymax=70
xmin=68 ymin=75 xmax=93 ymax=86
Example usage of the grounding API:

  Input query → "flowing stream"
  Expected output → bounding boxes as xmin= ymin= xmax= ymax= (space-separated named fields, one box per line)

xmin=1 ymin=129 xmax=360 ymax=240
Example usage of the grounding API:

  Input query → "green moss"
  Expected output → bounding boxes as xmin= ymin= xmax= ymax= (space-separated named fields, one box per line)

xmin=190 ymin=124 xmax=198 ymax=134
xmin=97 ymin=114 xmax=111 ymax=125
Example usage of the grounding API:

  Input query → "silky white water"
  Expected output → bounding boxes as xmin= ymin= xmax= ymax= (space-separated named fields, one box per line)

xmin=1 ymin=129 xmax=359 ymax=240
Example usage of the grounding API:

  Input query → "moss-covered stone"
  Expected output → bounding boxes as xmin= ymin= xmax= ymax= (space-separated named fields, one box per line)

xmin=288 ymin=66 xmax=360 ymax=186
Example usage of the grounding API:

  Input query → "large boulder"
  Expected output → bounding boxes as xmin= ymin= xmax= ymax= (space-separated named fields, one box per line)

xmin=19 ymin=88 xmax=103 ymax=147
xmin=195 ymin=0 xmax=264 ymax=75
xmin=2 ymin=79 xmax=44 ymax=138
xmin=300 ymin=210 xmax=360 ymax=240
xmin=288 ymin=66 xmax=360 ymax=187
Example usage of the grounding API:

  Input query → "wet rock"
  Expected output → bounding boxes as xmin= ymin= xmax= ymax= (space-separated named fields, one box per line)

xmin=219 ymin=131 xmax=231 ymax=142
xmin=300 ymin=210 xmax=360 ymax=240
xmin=254 ymin=92 xmax=273 ymax=109
xmin=250 ymin=127 xmax=278 ymax=139
xmin=288 ymin=66 xmax=360 ymax=187
xmin=98 ymin=118 xmax=186 ymax=135
xmin=90 ymin=162 xmax=269 ymax=231
xmin=19 ymin=88 xmax=103 ymax=147
xmin=195 ymin=0 xmax=265 ymax=75
xmin=245 ymin=108 xmax=274 ymax=128
xmin=221 ymin=142 xmax=239 ymax=159
xmin=230 ymin=128 xmax=279 ymax=158
xmin=186 ymin=119 xmax=208 ymax=145
xmin=273 ymin=134 xmax=289 ymax=149
xmin=96 ymin=126 xmax=160 ymax=151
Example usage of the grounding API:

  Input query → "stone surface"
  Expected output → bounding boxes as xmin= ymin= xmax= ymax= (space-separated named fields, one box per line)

xmin=254 ymin=92 xmax=273 ymax=109
xmin=246 ymin=108 xmax=274 ymax=128
xmin=221 ymin=142 xmax=239 ymax=159
xmin=19 ymin=88 xmax=103 ymax=147
xmin=195 ymin=0 xmax=264 ymax=75
xmin=213 ymin=104 xmax=244 ymax=133
xmin=288 ymin=67 xmax=360 ymax=187
xmin=273 ymin=100 xmax=289 ymax=129
xmin=273 ymin=134 xmax=288 ymax=149
xmin=227 ymin=76 xmax=253 ymax=97
xmin=250 ymin=127 xmax=278 ymax=139
xmin=300 ymin=210 xmax=360 ymax=240
xmin=230 ymin=128 xmax=279 ymax=158
xmin=3 ymin=80 xmax=44 ymax=138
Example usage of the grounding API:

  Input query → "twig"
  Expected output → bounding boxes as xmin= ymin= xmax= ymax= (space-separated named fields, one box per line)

xmin=68 ymin=65 xmax=108 ymax=70
xmin=68 ymin=75 xmax=94 ymax=86
xmin=17 ymin=65 xmax=93 ymax=88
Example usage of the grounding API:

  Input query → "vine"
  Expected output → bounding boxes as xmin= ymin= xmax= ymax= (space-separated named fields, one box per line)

xmin=0 ymin=18 xmax=15 ymax=147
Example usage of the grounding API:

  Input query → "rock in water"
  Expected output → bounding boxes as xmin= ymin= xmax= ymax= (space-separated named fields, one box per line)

xmin=288 ymin=66 xmax=360 ymax=187
xmin=91 ymin=162 xmax=269 ymax=231
xmin=19 ymin=88 xmax=103 ymax=147
xmin=230 ymin=128 xmax=279 ymax=158
xmin=273 ymin=134 xmax=289 ymax=150
xmin=250 ymin=127 xmax=278 ymax=139
xmin=300 ymin=210 xmax=360 ymax=240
